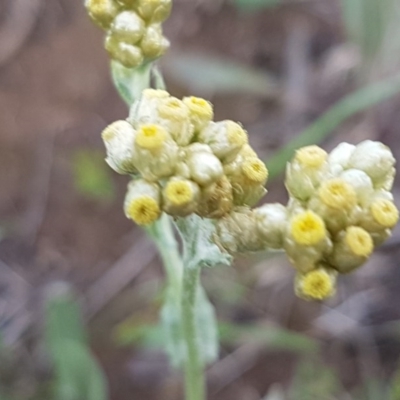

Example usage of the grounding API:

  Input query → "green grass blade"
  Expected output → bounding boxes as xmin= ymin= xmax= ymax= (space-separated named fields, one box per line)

xmin=266 ymin=72 xmax=400 ymax=179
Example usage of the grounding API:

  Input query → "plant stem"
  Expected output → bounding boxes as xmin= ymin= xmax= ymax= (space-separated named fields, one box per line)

xmin=181 ymin=265 xmax=205 ymax=400
xmin=146 ymin=214 xmax=183 ymax=295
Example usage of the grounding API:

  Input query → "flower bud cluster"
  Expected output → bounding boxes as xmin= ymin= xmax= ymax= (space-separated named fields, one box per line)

xmin=85 ymin=0 xmax=171 ymax=68
xmin=101 ymin=89 xmax=268 ymax=225
xmin=215 ymin=141 xmax=398 ymax=301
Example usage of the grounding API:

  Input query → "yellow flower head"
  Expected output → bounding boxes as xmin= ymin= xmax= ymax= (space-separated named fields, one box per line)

xmin=318 ymin=178 xmax=357 ymax=210
xmin=126 ymin=196 xmax=161 ymax=225
xmin=242 ymin=158 xmax=268 ymax=183
xmin=295 ymin=145 xmax=327 ymax=168
xmin=136 ymin=124 xmax=167 ymax=150
xmin=158 ymin=98 xmax=189 ymax=121
xmin=290 ymin=211 xmax=326 ymax=245
xmin=164 ymin=180 xmax=195 ymax=206
xmin=183 ymin=97 xmax=213 ymax=122
xmin=297 ymin=268 xmax=335 ymax=300
xmin=370 ymin=198 xmax=399 ymax=228
xmin=345 ymin=226 xmax=373 ymax=257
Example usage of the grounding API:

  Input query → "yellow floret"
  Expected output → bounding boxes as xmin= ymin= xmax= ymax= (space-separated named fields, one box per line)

xmin=370 ymin=198 xmax=399 ymax=228
xmin=290 ymin=211 xmax=326 ymax=245
xmin=227 ymin=121 xmax=248 ymax=147
xmin=299 ymin=269 xmax=335 ymax=300
xmin=126 ymin=196 xmax=161 ymax=225
xmin=295 ymin=145 xmax=327 ymax=168
xmin=183 ymin=97 xmax=213 ymax=120
xmin=164 ymin=180 xmax=194 ymax=206
xmin=242 ymin=159 xmax=268 ymax=183
xmin=136 ymin=124 xmax=167 ymax=150
xmin=318 ymin=178 xmax=357 ymax=209
xmin=345 ymin=226 xmax=373 ymax=257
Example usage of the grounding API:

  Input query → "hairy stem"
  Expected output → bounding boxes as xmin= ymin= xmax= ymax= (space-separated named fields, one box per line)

xmin=181 ymin=265 xmax=205 ymax=400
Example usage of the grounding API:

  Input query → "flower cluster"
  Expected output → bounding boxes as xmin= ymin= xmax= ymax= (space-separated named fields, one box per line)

xmin=101 ymin=89 xmax=268 ymax=225
xmin=215 ymin=141 xmax=398 ymax=301
xmin=85 ymin=0 xmax=171 ymax=68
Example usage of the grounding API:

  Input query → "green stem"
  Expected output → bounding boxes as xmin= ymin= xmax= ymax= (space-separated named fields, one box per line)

xmin=146 ymin=214 xmax=183 ymax=296
xmin=181 ymin=265 xmax=205 ymax=400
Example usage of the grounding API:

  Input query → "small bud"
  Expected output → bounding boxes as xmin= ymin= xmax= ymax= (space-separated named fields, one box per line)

xmin=141 ymin=24 xmax=170 ymax=59
xmin=295 ymin=267 xmax=336 ymax=301
xmin=225 ymin=151 xmax=268 ymax=207
xmin=162 ymin=178 xmax=200 ymax=217
xmin=110 ymin=11 xmax=145 ymax=45
xmin=348 ymin=140 xmax=395 ymax=186
xmin=133 ymin=124 xmax=179 ymax=180
xmin=327 ymin=142 xmax=355 ymax=173
xmin=124 ymin=179 xmax=161 ymax=225
xmin=183 ymin=97 xmax=214 ymax=132
xmin=329 ymin=226 xmax=373 ymax=273
xmin=198 ymin=120 xmax=248 ymax=164
xmin=214 ymin=209 xmax=263 ymax=253
xmin=101 ymin=120 xmax=137 ymax=174
xmin=105 ymin=34 xmax=144 ymax=68
xmin=255 ymin=203 xmax=288 ymax=249
xmin=196 ymin=176 xmax=233 ymax=218
xmin=157 ymin=97 xmax=194 ymax=145
xmin=129 ymin=89 xmax=169 ymax=126
xmin=187 ymin=150 xmax=224 ymax=186
xmin=85 ymin=0 xmax=118 ymax=29
xmin=285 ymin=145 xmax=328 ymax=201
xmin=137 ymin=0 xmax=172 ymax=23
xmin=284 ymin=210 xmax=331 ymax=272
xmin=339 ymin=169 xmax=374 ymax=205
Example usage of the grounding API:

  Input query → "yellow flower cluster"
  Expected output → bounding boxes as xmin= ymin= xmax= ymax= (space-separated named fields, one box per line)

xmin=101 ymin=89 xmax=268 ymax=225
xmin=85 ymin=0 xmax=171 ymax=68
xmin=215 ymin=142 xmax=398 ymax=301
xmin=100 ymin=85 xmax=397 ymax=302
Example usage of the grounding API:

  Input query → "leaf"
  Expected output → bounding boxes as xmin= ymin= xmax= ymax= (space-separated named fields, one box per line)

xmin=164 ymin=53 xmax=278 ymax=97
xmin=218 ymin=322 xmax=317 ymax=354
xmin=176 ymin=215 xmax=232 ymax=270
xmin=233 ymin=0 xmax=281 ymax=12
xmin=72 ymin=150 xmax=114 ymax=201
xmin=160 ymin=284 xmax=219 ymax=367
xmin=111 ymin=60 xmax=152 ymax=106
xmin=44 ymin=289 xmax=108 ymax=400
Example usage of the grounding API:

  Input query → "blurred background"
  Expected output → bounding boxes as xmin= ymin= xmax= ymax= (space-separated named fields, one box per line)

xmin=1 ymin=0 xmax=400 ymax=399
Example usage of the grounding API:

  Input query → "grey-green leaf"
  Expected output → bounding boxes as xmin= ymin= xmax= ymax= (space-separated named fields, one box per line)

xmin=164 ymin=53 xmax=278 ymax=97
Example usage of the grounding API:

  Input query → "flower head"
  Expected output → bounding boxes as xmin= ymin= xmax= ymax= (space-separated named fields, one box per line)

xmin=295 ymin=145 xmax=327 ymax=168
xmin=242 ymin=158 xmax=268 ymax=184
xmin=296 ymin=268 xmax=336 ymax=300
xmin=370 ymin=198 xmax=399 ymax=228
xmin=290 ymin=211 xmax=326 ymax=246
xmin=318 ymin=178 xmax=357 ymax=210
xmin=345 ymin=226 xmax=373 ymax=257
xmin=125 ymin=196 xmax=161 ymax=225
xmin=135 ymin=124 xmax=168 ymax=150
xmin=165 ymin=180 xmax=195 ymax=206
